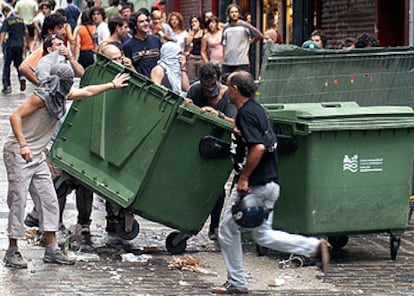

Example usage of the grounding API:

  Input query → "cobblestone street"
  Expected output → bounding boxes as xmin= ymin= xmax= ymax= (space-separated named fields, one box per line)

xmin=0 ymin=67 xmax=414 ymax=296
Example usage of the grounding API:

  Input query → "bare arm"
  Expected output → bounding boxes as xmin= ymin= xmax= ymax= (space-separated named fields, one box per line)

xmin=58 ymin=46 xmax=85 ymax=77
xmin=67 ymin=73 xmax=130 ymax=100
xmin=181 ymin=70 xmax=189 ymax=92
xmin=19 ymin=61 xmax=38 ymax=85
xmin=237 ymin=144 xmax=265 ymax=195
xmin=150 ymin=66 xmax=164 ymax=85
xmin=10 ymin=94 xmax=45 ymax=162
xmin=200 ymin=34 xmax=209 ymax=63
xmin=0 ymin=32 xmax=6 ymax=46
xmin=200 ymin=106 xmax=235 ymax=124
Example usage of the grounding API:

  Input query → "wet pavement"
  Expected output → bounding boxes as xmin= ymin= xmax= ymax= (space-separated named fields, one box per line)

xmin=0 ymin=65 xmax=414 ymax=295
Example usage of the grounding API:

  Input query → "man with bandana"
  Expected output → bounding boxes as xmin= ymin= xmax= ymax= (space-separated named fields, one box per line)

xmin=150 ymin=41 xmax=189 ymax=97
xmin=3 ymin=63 xmax=130 ymax=269
xmin=185 ymin=63 xmax=236 ymax=240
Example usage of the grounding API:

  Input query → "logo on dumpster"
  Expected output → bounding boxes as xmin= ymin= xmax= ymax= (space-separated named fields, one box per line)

xmin=343 ymin=155 xmax=383 ymax=173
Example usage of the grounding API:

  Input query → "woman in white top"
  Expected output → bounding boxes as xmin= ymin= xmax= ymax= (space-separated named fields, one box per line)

xmin=167 ymin=11 xmax=188 ymax=52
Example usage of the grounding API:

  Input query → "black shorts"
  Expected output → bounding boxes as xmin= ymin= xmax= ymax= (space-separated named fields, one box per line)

xmin=26 ymin=24 xmax=35 ymax=38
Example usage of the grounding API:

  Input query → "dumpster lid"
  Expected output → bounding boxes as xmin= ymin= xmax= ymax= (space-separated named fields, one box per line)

xmin=264 ymin=102 xmax=414 ymax=120
xmin=264 ymin=102 xmax=414 ymax=134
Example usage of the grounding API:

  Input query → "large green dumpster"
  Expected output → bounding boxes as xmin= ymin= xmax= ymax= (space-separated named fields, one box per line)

xmin=264 ymin=102 xmax=414 ymax=259
xmin=50 ymin=55 xmax=233 ymax=253
xmin=258 ymin=44 xmax=414 ymax=106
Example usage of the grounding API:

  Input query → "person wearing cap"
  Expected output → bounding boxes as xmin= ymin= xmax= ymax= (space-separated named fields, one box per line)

xmin=3 ymin=63 xmax=129 ymax=269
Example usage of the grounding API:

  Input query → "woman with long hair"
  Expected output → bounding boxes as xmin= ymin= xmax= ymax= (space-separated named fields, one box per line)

xmin=73 ymin=11 xmax=96 ymax=69
xmin=200 ymin=15 xmax=223 ymax=64
xmin=186 ymin=15 xmax=204 ymax=80
xmin=167 ymin=11 xmax=188 ymax=52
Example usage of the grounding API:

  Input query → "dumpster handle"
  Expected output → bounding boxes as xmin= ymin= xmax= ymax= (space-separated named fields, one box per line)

xmin=176 ymin=108 xmax=198 ymax=125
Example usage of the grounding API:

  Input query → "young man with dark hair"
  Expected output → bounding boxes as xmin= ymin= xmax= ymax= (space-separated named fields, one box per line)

xmin=185 ymin=63 xmax=236 ymax=240
xmin=221 ymin=4 xmax=263 ymax=76
xmin=123 ymin=9 xmax=161 ymax=77
xmin=90 ymin=7 xmax=110 ymax=45
xmin=19 ymin=13 xmax=74 ymax=85
xmin=0 ymin=6 xmax=28 ymax=94
xmin=65 ymin=0 xmax=81 ymax=31
xmin=97 ymin=15 xmax=129 ymax=52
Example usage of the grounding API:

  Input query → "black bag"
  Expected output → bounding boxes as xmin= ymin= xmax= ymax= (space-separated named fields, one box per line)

xmin=199 ymin=135 xmax=230 ymax=159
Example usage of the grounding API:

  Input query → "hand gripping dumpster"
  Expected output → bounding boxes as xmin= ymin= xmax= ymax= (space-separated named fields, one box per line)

xmin=263 ymin=102 xmax=414 ymax=260
xmin=49 ymin=55 xmax=233 ymax=254
xmin=258 ymin=44 xmax=414 ymax=106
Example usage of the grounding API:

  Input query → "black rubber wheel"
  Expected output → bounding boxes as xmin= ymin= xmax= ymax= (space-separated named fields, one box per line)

xmin=166 ymin=231 xmax=187 ymax=255
xmin=116 ymin=219 xmax=140 ymax=240
xmin=328 ymin=235 xmax=349 ymax=250
xmin=390 ymin=236 xmax=401 ymax=260
xmin=256 ymin=244 xmax=268 ymax=257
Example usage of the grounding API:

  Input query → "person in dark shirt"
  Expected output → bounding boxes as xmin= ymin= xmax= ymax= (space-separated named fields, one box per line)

xmin=186 ymin=63 xmax=236 ymax=240
xmin=0 ymin=6 xmax=28 ymax=94
xmin=123 ymin=9 xmax=161 ymax=78
xmin=212 ymin=71 xmax=329 ymax=294
xmin=65 ymin=0 xmax=81 ymax=31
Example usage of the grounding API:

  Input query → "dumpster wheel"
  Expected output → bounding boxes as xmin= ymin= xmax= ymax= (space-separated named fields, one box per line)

xmin=116 ymin=220 xmax=140 ymax=240
xmin=327 ymin=235 xmax=349 ymax=250
xmin=256 ymin=244 xmax=268 ymax=257
xmin=390 ymin=235 xmax=401 ymax=260
xmin=166 ymin=231 xmax=188 ymax=255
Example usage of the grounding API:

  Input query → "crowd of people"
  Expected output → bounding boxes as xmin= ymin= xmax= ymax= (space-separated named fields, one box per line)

xmin=0 ymin=0 xmax=354 ymax=294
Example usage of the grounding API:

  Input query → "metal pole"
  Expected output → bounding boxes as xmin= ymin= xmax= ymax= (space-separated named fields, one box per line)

xmin=410 ymin=0 xmax=414 ymax=45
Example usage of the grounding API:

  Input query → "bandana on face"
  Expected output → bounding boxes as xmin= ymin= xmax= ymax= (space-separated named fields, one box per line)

xmin=203 ymin=82 xmax=221 ymax=99
xmin=34 ymin=64 xmax=74 ymax=119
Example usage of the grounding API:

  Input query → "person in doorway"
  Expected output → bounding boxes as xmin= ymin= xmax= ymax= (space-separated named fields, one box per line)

xmin=3 ymin=63 xmax=129 ymax=269
xmin=211 ymin=71 xmax=329 ymax=294
xmin=221 ymin=4 xmax=263 ymax=76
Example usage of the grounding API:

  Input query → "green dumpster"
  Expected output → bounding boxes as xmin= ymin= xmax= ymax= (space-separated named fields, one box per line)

xmin=264 ymin=102 xmax=414 ymax=260
xmin=258 ymin=44 xmax=414 ymax=106
xmin=50 ymin=55 xmax=233 ymax=253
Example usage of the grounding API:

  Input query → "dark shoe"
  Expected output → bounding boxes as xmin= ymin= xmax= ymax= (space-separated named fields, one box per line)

xmin=80 ymin=225 xmax=90 ymax=235
xmin=43 ymin=249 xmax=75 ymax=265
xmin=105 ymin=222 xmax=117 ymax=233
xmin=208 ymin=228 xmax=218 ymax=241
xmin=314 ymin=239 xmax=330 ymax=274
xmin=212 ymin=281 xmax=248 ymax=294
xmin=24 ymin=213 xmax=39 ymax=228
xmin=3 ymin=250 xmax=28 ymax=269
xmin=19 ymin=78 xmax=26 ymax=91
xmin=1 ymin=87 xmax=11 ymax=94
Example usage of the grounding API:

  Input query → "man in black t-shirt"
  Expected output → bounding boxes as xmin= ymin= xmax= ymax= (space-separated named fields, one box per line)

xmin=212 ymin=71 xmax=330 ymax=295
xmin=0 ymin=6 xmax=28 ymax=94
xmin=186 ymin=63 xmax=236 ymax=241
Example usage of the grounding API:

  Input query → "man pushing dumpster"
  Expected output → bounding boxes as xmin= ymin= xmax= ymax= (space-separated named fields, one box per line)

xmin=211 ymin=71 xmax=329 ymax=294
xmin=3 ymin=63 xmax=129 ymax=268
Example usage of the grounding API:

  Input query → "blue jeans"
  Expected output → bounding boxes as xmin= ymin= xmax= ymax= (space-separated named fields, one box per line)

xmin=218 ymin=181 xmax=321 ymax=288
xmin=2 ymin=46 xmax=23 ymax=89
